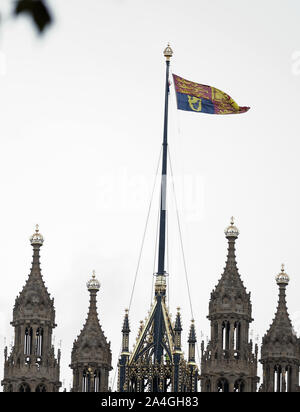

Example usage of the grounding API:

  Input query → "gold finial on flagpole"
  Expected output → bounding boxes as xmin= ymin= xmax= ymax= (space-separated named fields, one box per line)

xmin=164 ymin=43 xmax=173 ymax=61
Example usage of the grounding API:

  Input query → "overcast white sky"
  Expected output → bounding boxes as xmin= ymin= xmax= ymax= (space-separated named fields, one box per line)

xmin=0 ymin=0 xmax=300 ymax=391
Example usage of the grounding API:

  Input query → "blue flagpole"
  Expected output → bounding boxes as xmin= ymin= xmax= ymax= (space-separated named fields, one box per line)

xmin=157 ymin=44 xmax=173 ymax=279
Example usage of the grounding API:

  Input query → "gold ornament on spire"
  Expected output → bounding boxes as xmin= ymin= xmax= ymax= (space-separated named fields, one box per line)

xmin=87 ymin=270 xmax=100 ymax=291
xmin=224 ymin=216 xmax=239 ymax=238
xmin=276 ymin=264 xmax=290 ymax=285
xmin=30 ymin=224 xmax=44 ymax=246
xmin=164 ymin=43 xmax=173 ymax=61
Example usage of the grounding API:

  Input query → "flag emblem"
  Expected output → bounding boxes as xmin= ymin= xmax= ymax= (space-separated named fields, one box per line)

xmin=173 ymin=74 xmax=250 ymax=115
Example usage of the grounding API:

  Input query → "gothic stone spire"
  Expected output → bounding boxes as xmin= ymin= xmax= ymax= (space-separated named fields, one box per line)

xmin=11 ymin=225 xmax=56 ymax=326
xmin=260 ymin=266 xmax=300 ymax=392
xmin=70 ymin=271 xmax=112 ymax=392
xmin=208 ymin=217 xmax=252 ymax=321
xmin=263 ymin=265 xmax=295 ymax=342
xmin=1 ymin=226 xmax=61 ymax=392
xmin=201 ymin=219 xmax=258 ymax=393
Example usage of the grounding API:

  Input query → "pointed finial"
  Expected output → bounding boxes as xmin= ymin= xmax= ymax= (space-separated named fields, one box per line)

xmin=225 ymin=216 xmax=239 ymax=238
xmin=122 ymin=309 xmax=130 ymax=333
xmin=188 ymin=319 xmax=197 ymax=343
xmin=86 ymin=270 xmax=100 ymax=292
xmin=174 ymin=309 xmax=182 ymax=332
xmin=164 ymin=43 xmax=173 ymax=61
xmin=276 ymin=263 xmax=290 ymax=285
xmin=30 ymin=224 xmax=44 ymax=246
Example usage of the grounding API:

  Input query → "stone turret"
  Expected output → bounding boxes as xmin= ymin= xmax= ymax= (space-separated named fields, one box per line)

xmin=200 ymin=218 xmax=259 ymax=392
xmin=260 ymin=265 xmax=300 ymax=392
xmin=1 ymin=225 xmax=61 ymax=392
xmin=70 ymin=271 xmax=112 ymax=392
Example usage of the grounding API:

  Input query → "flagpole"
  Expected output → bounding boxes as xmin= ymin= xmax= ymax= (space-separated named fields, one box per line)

xmin=157 ymin=44 xmax=173 ymax=278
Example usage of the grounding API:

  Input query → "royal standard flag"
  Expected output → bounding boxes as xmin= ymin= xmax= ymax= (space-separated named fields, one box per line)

xmin=173 ymin=74 xmax=250 ymax=115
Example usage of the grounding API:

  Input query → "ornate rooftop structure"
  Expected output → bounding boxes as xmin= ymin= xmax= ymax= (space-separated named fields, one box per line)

xmin=70 ymin=271 xmax=112 ymax=392
xmin=118 ymin=287 xmax=198 ymax=392
xmin=1 ymin=221 xmax=300 ymax=393
xmin=260 ymin=265 xmax=300 ymax=392
xmin=1 ymin=225 xmax=61 ymax=392
xmin=117 ymin=44 xmax=198 ymax=393
xmin=200 ymin=218 xmax=259 ymax=392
